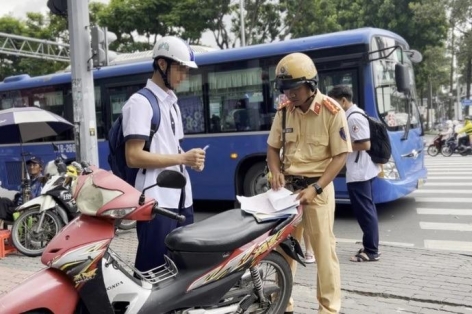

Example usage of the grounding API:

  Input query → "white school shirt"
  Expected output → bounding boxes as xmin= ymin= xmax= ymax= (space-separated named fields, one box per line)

xmin=122 ymin=79 xmax=192 ymax=208
xmin=345 ymin=105 xmax=380 ymax=183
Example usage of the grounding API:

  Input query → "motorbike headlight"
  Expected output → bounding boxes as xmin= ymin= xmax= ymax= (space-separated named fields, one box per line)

xmin=101 ymin=208 xmax=135 ymax=219
xmin=380 ymin=159 xmax=400 ymax=180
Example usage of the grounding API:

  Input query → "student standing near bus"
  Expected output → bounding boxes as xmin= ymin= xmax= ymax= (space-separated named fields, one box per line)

xmin=328 ymin=85 xmax=381 ymax=262
xmin=267 ymin=53 xmax=352 ymax=314
xmin=123 ymin=36 xmax=206 ymax=273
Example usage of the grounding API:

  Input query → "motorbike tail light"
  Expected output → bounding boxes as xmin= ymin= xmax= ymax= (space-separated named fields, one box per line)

xmin=101 ymin=208 xmax=135 ymax=219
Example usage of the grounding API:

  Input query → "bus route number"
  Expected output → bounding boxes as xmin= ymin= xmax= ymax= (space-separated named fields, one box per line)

xmin=57 ymin=144 xmax=76 ymax=154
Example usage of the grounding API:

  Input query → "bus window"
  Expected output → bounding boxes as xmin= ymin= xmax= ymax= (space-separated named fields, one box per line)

xmin=175 ymin=74 xmax=204 ymax=134
xmin=94 ymin=86 xmax=105 ymax=139
xmin=33 ymin=90 xmax=64 ymax=115
xmin=208 ymin=67 xmax=264 ymax=133
xmin=1 ymin=91 xmax=29 ymax=109
xmin=107 ymin=84 xmax=143 ymax=122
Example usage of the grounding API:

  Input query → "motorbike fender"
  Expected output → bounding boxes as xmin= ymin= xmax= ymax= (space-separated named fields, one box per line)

xmin=279 ymin=236 xmax=306 ymax=266
xmin=55 ymin=205 xmax=70 ymax=224
xmin=0 ymin=268 xmax=78 ymax=314
xmin=17 ymin=195 xmax=56 ymax=212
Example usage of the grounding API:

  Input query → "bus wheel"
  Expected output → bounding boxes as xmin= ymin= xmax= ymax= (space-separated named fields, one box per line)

xmin=243 ymin=162 xmax=269 ymax=196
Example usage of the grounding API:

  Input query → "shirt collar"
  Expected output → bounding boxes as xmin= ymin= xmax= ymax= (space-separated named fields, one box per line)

xmin=308 ymin=89 xmax=325 ymax=113
xmin=345 ymin=104 xmax=359 ymax=115
xmin=145 ymin=79 xmax=178 ymax=104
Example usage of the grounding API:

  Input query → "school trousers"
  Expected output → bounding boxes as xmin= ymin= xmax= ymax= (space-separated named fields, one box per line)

xmin=347 ymin=178 xmax=379 ymax=255
xmin=282 ymin=182 xmax=341 ymax=314
xmin=134 ymin=205 xmax=194 ymax=273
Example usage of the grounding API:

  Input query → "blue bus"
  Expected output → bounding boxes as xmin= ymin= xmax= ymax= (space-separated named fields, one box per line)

xmin=0 ymin=27 xmax=427 ymax=204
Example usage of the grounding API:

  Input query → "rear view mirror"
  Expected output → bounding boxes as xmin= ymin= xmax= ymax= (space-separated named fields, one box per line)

xmin=156 ymin=170 xmax=186 ymax=189
xmin=395 ymin=63 xmax=411 ymax=94
xmin=406 ymin=49 xmax=423 ymax=63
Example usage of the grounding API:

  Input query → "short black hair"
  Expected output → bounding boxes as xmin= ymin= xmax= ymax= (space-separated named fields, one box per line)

xmin=328 ymin=85 xmax=353 ymax=102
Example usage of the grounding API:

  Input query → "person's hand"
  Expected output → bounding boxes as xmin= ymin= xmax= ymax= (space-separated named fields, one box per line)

xmin=182 ymin=148 xmax=205 ymax=169
xmin=296 ymin=186 xmax=317 ymax=205
xmin=270 ymin=172 xmax=285 ymax=190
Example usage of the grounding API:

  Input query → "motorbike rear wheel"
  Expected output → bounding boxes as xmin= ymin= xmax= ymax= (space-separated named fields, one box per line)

xmin=230 ymin=251 xmax=292 ymax=314
xmin=427 ymin=145 xmax=439 ymax=156
xmin=11 ymin=208 xmax=63 ymax=257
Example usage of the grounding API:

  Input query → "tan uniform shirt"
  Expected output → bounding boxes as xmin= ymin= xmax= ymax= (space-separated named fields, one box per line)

xmin=267 ymin=90 xmax=352 ymax=177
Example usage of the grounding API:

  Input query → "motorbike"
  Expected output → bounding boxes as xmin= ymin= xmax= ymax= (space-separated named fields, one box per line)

xmin=441 ymin=134 xmax=471 ymax=157
xmin=427 ymin=134 xmax=445 ymax=156
xmin=10 ymin=146 xmax=80 ymax=257
xmin=0 ymin=165 xmax=305 ymax=314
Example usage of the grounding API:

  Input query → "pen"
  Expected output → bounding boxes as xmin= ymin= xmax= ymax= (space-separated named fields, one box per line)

xmin=203 ymin=145 xmax=210 ymax=151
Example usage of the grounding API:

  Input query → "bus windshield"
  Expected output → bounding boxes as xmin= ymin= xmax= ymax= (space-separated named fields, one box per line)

xmin=372 ymin=37 xmax=420 ymax=131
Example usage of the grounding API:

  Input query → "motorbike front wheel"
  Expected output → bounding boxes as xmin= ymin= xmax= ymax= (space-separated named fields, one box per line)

xmin=117 ymin=219 xmax=136 ymax=230
xmin=427 ymin=144 xmax=439 ymax=156
xmin=11 ymin=208 xmax=63 ymax=257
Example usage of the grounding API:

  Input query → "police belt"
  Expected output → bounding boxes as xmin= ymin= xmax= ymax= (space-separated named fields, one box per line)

xmin=285 ymin=175 xmax=320 ymax=190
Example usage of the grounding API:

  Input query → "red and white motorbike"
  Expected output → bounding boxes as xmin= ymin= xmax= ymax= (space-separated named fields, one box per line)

xmin=0 ymin=165 xmax=305 ymax=314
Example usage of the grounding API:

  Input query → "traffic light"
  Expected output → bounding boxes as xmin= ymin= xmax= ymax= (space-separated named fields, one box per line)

xmin=90 ymin=26 xmax=117 ymax=67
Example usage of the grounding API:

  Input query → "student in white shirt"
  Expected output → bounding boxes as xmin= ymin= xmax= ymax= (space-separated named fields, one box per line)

xmin=328 ymin=85 xmax=381 ymax=262
xmin=123 ymin=36 xmax=206 ymax=272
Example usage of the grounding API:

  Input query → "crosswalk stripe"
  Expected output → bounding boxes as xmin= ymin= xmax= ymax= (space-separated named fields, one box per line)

xmin=336 ymin=238 xmax=415 ymax=247
xmin=424 ymin=240 xmax=472 ymax=252
xmin=419 ymin=222 xmax=472 ymax=232
xmin=417 ymin=208 xmax=472 ymax=215
xmin=414 ymin=197 xmax=472 ymax=203
xmin=426 ymin=176 xmax=471 ymax=180
xmin=413 ymin=189 xmax=471 ymax=194
xmin=424 ymin=182 xmax=472 ymax=186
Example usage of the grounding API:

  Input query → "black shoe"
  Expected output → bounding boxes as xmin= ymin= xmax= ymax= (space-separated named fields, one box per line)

xmin=284 ymin=312 xmax=294 ymax=314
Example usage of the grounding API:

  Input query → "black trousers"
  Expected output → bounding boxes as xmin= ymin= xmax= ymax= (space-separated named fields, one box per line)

xmin=347 ymin=178 xmax=379 ymax=255
xmin=0 ymin=197 xmax=15 ymax=221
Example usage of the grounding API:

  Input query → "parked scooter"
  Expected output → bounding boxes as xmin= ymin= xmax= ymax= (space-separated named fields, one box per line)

xmin=10 ymin=145 xmax=80 ymax=257
xmin=427 ymin=134 xmax=445 ymax=156
xmin=0 ymin=165 xmax=305 ymax=314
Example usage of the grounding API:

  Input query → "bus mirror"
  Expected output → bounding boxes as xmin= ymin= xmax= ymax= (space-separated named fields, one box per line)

xmin=395 ymin=63 xmax=411 ymax=94
xmin=406 ymin=49 xmax=423 ymax=63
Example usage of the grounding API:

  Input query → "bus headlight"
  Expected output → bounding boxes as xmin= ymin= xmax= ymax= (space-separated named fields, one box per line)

xmin=380 ymin=159 xmax=400 ymax=180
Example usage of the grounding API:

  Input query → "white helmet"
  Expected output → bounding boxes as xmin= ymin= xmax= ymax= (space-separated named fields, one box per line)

xmin=152 ymin=36 xmax=197 ymax=69
xmin=453 ymin=120 xmax=459 ymax=125
xmin=446 ymin=120 xmax=453 ymax=128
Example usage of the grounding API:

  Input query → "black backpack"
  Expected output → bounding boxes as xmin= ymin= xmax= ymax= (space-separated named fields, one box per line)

xmin=347 ymin=111 xmax=391 ymax=164
xmin=107 ymin=88 xmax=160 ymax=186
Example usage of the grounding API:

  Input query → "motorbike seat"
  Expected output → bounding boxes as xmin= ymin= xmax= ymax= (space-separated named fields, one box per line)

xmin=165 ymin=209 xmax=282 ymax=252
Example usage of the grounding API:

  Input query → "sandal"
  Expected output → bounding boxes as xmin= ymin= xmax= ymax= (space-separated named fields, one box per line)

xmin=303 ymin=252 xmax=316 ymax=264
xmin=350 ymin=250 xmax=379 ymax=262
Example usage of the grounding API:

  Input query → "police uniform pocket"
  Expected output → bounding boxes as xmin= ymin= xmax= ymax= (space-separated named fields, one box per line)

xmin=305 ymin=135 xmax=329 ymax=161
xmin=283 ymin=133 xmax=298 ymax=158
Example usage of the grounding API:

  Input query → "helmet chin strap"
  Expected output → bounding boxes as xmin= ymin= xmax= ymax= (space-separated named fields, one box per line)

xmin=156 ymin=58 xmax=173 ymax=90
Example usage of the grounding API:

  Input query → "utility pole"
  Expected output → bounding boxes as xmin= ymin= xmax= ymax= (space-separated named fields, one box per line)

xmin=240 ymin=0 xmax=246 ymax=47
xmin=67 ymin=0 xmax=99 ymax=166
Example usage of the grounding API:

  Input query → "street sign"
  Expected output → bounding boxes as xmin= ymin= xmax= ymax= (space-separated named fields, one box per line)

xmin=461 ymin=99 xmax=472 ymax=106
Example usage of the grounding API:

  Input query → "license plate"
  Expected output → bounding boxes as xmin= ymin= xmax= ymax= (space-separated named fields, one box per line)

xmin=417 ymin=178 xmax=425 ymax=189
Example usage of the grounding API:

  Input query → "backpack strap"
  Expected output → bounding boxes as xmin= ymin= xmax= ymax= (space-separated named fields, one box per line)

xmin=347 ymin=111 xmax=368 ymax=120
xmin=346 ymin=111 xmax=368 ymax=163
xmin=136 ymin=87 xmax=161 ymax=175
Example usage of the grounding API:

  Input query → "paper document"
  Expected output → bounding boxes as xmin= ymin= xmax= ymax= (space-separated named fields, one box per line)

xmin=237 ymin=188 xmax=299 ymax=222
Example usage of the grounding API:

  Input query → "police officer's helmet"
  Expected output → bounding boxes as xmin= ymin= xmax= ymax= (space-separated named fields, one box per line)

xmin=275 ymin=53 xmax=318 ymax=92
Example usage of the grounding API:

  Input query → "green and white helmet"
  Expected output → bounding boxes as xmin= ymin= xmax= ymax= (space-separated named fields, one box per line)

xmin=152 ymin=36 xmax=197 ymax=69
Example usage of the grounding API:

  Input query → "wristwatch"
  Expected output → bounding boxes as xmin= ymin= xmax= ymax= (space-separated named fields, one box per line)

xmin=312 ymin=183 xmax=323 ymax=194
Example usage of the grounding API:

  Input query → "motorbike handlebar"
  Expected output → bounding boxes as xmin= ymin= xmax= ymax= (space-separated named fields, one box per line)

xmin=152 ymin=204 xmax=186 ymax=223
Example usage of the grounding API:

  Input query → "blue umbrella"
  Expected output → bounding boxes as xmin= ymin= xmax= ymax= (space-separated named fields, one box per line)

xmin=0 ymin=107 xmax=73 ymax=144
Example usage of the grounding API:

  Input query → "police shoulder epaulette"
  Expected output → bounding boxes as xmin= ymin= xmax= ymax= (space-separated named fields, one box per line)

xmin=322 ymin=98 xmax=340 ymax=115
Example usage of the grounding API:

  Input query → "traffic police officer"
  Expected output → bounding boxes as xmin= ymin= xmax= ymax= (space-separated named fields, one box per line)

xmin=267 ymin=52 xmax=352 ymax=314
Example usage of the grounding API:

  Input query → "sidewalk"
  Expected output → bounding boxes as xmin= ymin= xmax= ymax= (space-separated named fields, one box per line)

xmin=1 ymin=231 xmax=471 ymax=314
